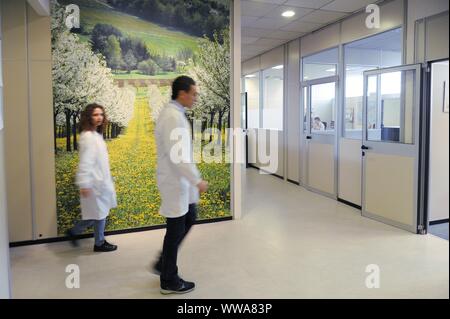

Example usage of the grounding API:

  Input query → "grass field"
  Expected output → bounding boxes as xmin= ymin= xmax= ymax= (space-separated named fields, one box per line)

xmin=112 ymin=70 xmax=179 ymax=80
xmin=60 ymin=0 xmax=200 ymax=57
xmin=56 ymin=87 xmax=231 ymax=235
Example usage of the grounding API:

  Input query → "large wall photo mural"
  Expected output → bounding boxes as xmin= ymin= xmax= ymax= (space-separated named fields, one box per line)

xmin=52 ymin=0 xmax=231 ymax=235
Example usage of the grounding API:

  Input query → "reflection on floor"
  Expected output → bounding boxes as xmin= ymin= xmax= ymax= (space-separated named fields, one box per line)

xmin=429 ymin=223 xmax=449 ymax=241
xmin=10 ymin=169 xmax=449 ymax=298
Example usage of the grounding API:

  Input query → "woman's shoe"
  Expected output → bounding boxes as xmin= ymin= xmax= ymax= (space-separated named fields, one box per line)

xmin=66 ymin=229 xmax=79 ymax=247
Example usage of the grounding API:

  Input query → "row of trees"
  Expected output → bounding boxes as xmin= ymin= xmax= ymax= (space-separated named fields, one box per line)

xmin=106 ymin=0 xmax=229 ymax=41
xmin=148 ymin=29 xmax=230 ymax=145
xmin=52 ymin=1 xmax=135 ymax=152
xmin=90 ymin=23 xmax=178 ymax=74
xmin=189 ymin=29 xmax=230 ymax=144
xmin=148 ymin=85 xmax=169 ymax=122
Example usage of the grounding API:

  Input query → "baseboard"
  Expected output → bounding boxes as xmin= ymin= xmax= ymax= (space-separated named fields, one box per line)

xmin=429 ymin=219 xmax=449 ymax=226
xmin=287 ymin=179 xmax=300 ymax=186
xmin=247 ymin=165 xmax=284 ymax=180
xmin=337 ymin=198 xmax=362 ymax=210
xmin=9 ymin=216 xmax=233 ymax=248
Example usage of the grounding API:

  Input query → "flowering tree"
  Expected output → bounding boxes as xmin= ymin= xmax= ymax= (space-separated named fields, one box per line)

xmin=148 ymin=84 xmax=170 ymax=122
xmin=52 ymin=0 xmax=135 ymax=151
xmin=190 ymin=29 xmax=230 ymax=143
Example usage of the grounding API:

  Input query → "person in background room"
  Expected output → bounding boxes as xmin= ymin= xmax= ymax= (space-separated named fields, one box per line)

xmin=66 ymin=103 xmax=118 ymax=253
xmin=312 ymin=116 xmax=326 ymax=131
xmin=153 ymin=76 xmax=208 ymax=294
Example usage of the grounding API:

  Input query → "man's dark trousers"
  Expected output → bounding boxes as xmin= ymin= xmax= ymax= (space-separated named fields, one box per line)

xmin=160 ymin=204 xmax=197 ymax=287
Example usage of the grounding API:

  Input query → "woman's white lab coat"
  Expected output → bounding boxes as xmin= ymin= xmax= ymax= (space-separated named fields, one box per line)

xmin=76 ymin=130 xmax=117 ymax=220
xmin=155 ymin=102 xmax=201 ymax=218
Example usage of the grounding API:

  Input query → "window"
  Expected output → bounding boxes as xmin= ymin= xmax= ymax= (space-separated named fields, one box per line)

xmin=366 ymin=68 xmax=416 ymax=144
xmin=243 ymin=72 xmax=260 ymax=129
xmin=344 ymin=28 xmax=403 ymax=139
xmin=302 ymin=48 xmax=339 ymax=81
xmin=310 ymin=82 xmax=336 ymax=134
xmin=262 ymin=65 xmax=284 ymax=131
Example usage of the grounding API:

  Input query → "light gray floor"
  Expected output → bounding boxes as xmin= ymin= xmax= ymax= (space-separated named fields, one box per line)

xmin=10 ymin=169 xmax=449 ymax=299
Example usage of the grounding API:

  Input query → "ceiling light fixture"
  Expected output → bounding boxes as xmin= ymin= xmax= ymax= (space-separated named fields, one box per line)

xmin=282 ymin=10 xmax=295 ymax=18
xmin=272 ymin=65 xmax=284 ymax=70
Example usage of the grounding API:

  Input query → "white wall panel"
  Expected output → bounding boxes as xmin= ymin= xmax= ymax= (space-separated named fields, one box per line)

xmin=406 ymin=0 xmax=449 ymax=63
xmin=242 ymin=56 xmax=260 ymax=75
xmin=341 ymin=0 xmax=403 ymax=45
xmin=426 ymin=13 xmax=449 ymax=62
xmin=260 ymin=46 xmax=284 ymax=70
xmin=300 ymin=24 xmax=340 ymax=57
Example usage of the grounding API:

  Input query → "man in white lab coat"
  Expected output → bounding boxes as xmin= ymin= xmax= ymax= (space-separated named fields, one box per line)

xmin=154 ymin=76 xmax=208 ymax=294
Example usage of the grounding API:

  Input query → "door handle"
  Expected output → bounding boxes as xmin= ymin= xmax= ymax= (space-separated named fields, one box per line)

xmin=306 ymin=136 xmax=312 ymax=140
xmin=361 ymin=145 xmax=370 ymax=150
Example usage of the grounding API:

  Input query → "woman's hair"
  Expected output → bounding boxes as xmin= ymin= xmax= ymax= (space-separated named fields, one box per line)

xmin=79 ymin=103 xmax=108 ymax=134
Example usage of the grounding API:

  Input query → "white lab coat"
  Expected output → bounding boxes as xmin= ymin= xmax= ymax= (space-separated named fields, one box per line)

xmin=155 ymin=101 xmax=201 ymax=218
xmin=76 ymin=130 xmax=117 ymax=220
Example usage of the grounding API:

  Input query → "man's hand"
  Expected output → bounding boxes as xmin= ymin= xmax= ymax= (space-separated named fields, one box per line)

xmin=80 ymin=188 xmax=92 ymax=198
xmin=197 ymin=180 xmax=208 ymax=193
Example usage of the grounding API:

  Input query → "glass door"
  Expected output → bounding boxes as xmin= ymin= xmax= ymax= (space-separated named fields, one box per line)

xmin=303 ymin=76 xmax=338 ymax=197
xmin=362 ymin=64 xmax=421 ymax=232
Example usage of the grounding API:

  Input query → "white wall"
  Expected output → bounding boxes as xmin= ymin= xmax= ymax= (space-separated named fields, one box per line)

xmin=429 ymin=61 xmax=449 ymax=222
xmin=0 ymin=0 xmax=12 ymax=298
xmin=0 ymin=129 xmax=11 ymax=299
xmin=406 ymin=0 xmax=449 ymax=64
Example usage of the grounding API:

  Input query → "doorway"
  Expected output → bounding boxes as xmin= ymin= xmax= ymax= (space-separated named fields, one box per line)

xmin=427 ymin=60 xmax=449 ymax=240
xmin=302 ymin=77 xmax=338 ymax=197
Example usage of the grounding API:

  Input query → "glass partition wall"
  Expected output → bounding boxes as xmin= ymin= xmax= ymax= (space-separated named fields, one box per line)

xmin=242 ymin=65 xmax=284 ymax=172
xmin=343 ymin=28 xmax=403 ymax=139
xmin=262 ymin=65 xmax=284 ymax=131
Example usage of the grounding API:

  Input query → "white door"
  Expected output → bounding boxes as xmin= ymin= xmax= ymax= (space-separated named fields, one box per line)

xmin=362 ymin=64 xmax=422 ymax=233
xmin=303 ymin=76 xmax=338 ymax=197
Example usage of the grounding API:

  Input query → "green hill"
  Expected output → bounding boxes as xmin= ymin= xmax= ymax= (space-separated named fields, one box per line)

xmin=60 ymin=0 xmax=200 ymax=57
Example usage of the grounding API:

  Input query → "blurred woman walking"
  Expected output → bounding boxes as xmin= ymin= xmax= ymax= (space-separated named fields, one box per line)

xmin=66 ymin=103 xmax=118 ymax=252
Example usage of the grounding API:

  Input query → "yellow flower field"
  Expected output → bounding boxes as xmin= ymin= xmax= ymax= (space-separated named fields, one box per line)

xmin=56 ymin=87 xmax=231 ymax=235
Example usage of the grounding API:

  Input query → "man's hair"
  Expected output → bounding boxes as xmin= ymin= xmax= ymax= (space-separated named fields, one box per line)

xmin=171 ymin=76 xmax=196 ymax=100
xmin=314 ymin=117 xmax=321 ymax=121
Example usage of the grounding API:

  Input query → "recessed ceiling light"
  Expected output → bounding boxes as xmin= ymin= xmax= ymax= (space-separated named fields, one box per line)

xmin=272 ymin=65 xmax=284 ymax=70
xmin=282 ymin=10 xmax=295 ymax=18
xmin=245 ymin=74 xmax=256 ymax=78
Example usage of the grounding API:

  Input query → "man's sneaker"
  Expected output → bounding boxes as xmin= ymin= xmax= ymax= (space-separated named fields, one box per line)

xmin=66 ymin=229 xmax=79 ymax=248
xmin=160 ymin=279 xmax=195 ymax=295
xmin=93 ymin=240 xmax=118 ymax=252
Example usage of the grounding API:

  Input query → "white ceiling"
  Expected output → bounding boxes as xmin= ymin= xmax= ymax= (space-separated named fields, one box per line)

xmin=241 ymin=0 xmax=380 ymax=61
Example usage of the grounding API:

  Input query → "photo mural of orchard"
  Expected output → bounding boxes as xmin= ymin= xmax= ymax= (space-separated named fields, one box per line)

xmin=52 ymin=0 xmax=231 ymax=235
